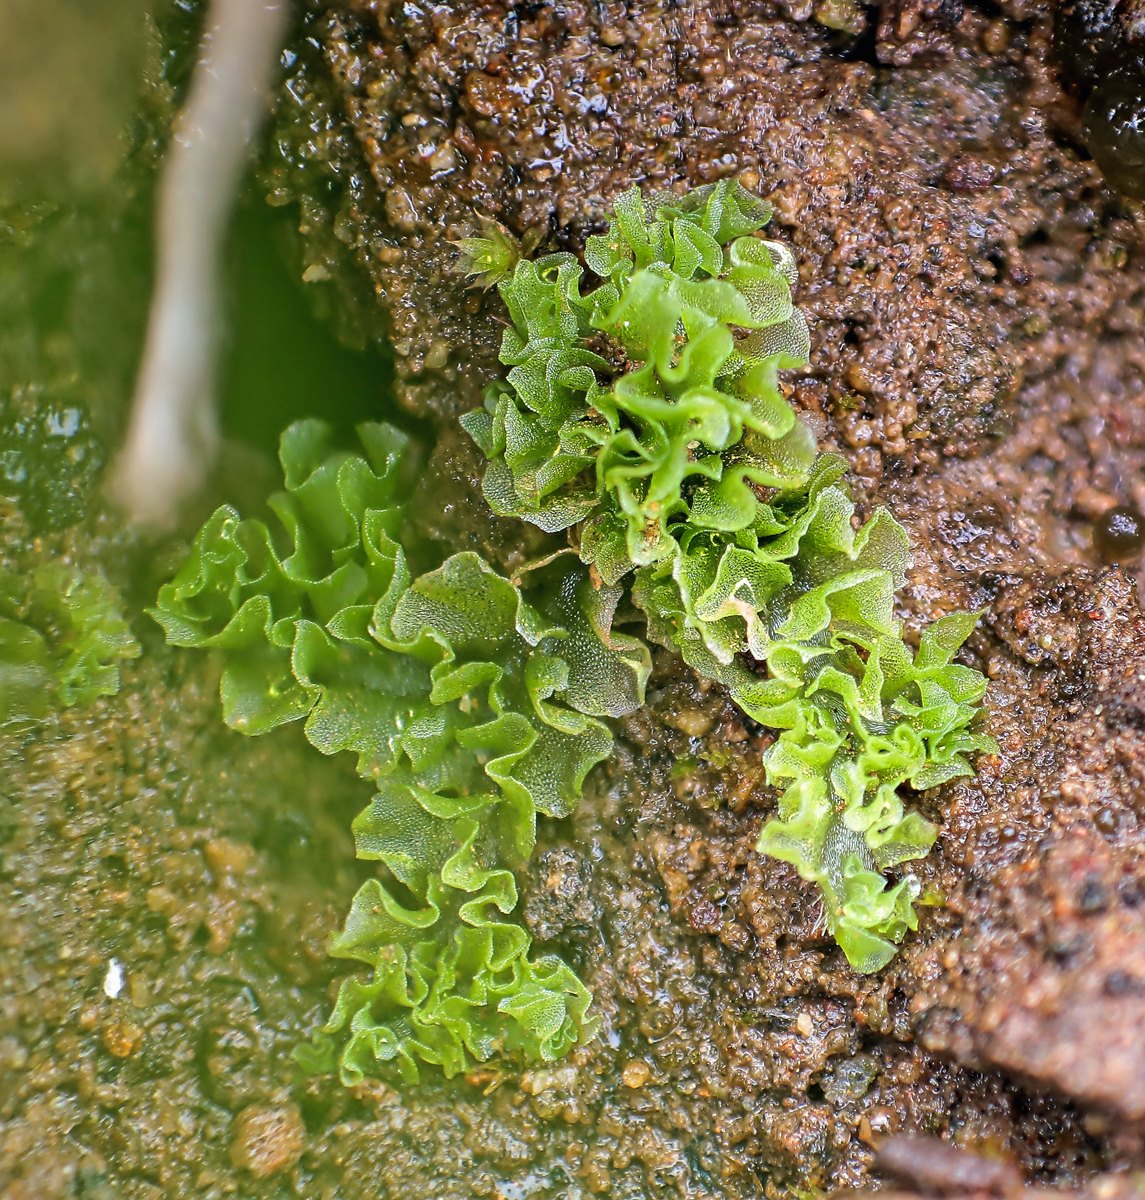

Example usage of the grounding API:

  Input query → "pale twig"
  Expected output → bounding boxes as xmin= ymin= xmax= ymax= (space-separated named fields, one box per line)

xmin=110 ymin=0 xmax=289 ymax=526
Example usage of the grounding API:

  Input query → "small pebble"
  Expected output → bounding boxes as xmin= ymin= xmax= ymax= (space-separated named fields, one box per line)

xmin=229 ymin=1104 xmax=305 ymax=1178
xmin=982 ymin=18 xmax=1010 ymax=55
xmin=102 ymin=958 xmax=125 ymax=999
xmin=1094 ymin=504 xmax=1145 ymax=562
xmin=203 ymin=836 xmax=254 ymax=878
xmin=102 ymin=1021 xmax=143 ymax=1058
xmin=666 ymin=707 xmax=715 ymax=737
xmin=943 ymin=152 xmax=998 ymax=192
xmin=622 ymin=1060 xmax=651 ymax=1088
xmin=1095 ymin=805 xmax=1122 ymax=837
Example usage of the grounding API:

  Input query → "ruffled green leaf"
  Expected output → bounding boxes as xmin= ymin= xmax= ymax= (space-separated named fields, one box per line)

xmin=153 ymin=421 xmax=647 ymax=1082
xmin=465 ymin=180 xmax=811 ymax=584
xmin=466 ymin=182 xmax=995 ymax=972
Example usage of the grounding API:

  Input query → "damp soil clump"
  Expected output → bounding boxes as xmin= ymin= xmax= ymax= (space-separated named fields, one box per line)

xmin=5 ymin=2 xmax=1145 ymax=1198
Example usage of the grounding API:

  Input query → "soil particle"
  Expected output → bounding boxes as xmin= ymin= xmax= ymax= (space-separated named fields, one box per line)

xmin=522 ymin=846 xmax=599 ymax=941
xmin=229 ymin=1103 xmax=306 ymax=1178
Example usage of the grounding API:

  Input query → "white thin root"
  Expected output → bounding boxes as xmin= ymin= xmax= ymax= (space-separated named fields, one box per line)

xmin=110 ymin=0 xmax=289 ymax=526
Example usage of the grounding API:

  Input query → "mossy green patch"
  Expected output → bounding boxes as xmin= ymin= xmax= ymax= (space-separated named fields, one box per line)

xmin=464 ymin=180 xmax=995 ymax=972
xmin=153 ymin=179 xmax=995 ymax=1087
xmin=153 ymin=420 xmax=649 ymax=1083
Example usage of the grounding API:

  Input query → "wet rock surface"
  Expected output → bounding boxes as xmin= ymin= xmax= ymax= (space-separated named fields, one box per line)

xmin=1052 ymin=0 xmax=1145 ymax=199
xmin=6 ymin=0 xmax=1145 ymax=1197
xmin=908 ymin=570 xmax=1145 ymax=1121
xmin=266 ymin=0 xmax=1142 ymax=476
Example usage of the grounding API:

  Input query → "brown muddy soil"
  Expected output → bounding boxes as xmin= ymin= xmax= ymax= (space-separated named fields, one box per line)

xmin=4 ymin=1 xmax=1145 ymax=1198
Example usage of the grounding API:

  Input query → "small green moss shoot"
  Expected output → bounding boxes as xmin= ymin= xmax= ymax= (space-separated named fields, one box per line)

xmin=0 ymin=562 xmax=139 ymax=727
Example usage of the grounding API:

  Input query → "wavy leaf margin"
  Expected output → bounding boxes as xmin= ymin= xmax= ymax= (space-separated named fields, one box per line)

xmin=463 ymin=179 xmax=996 ymax=971
xmin=152 ymin=420 xmax=650 ymax=1082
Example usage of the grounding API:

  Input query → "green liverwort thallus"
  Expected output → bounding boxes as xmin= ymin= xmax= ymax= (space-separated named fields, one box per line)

xmin=152 ymin=420 xmax=649 ymax=1084
xmin=154 ymin=179 xmax=995 ymax=1088
xmin=463 ymin=179 xmax=996 ymax=973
